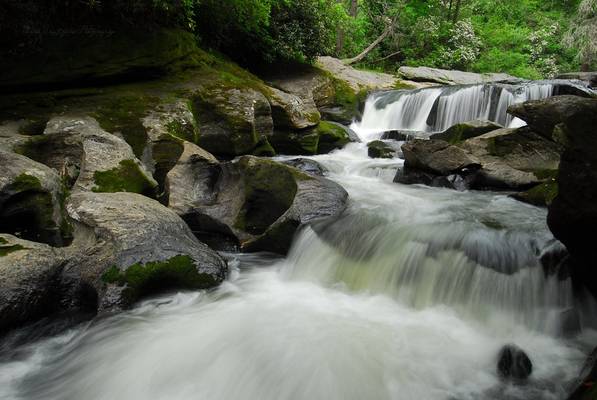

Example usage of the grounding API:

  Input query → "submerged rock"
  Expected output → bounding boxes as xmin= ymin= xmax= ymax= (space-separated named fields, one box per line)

xmin=497 ymin=344 xmax=533 ymax=380
xmin=0 ymin=235 xmax=66 ymax=334
xmin=380 ymin=130 xmax=425 ymax=141
xmin=167 ymin=155 xmax=348 ymax=254
xmin=63 ymin=192 xmax=227 ymax=311
xmin=281 ymin=158 xmax=327 ymax=176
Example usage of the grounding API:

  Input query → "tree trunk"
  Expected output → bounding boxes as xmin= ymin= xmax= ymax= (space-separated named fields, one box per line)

xmin=342 ymin=18 xmax=395 ymax=65
xmin=350 ymin=0 xmax=358 ymax=17
xmin=452 ymin=0 xmax=462 ymax=23
xmin=335 ymin=0 xmax=345 ymax=55
xmin=448 ymin=0 xmax=453 ymax=20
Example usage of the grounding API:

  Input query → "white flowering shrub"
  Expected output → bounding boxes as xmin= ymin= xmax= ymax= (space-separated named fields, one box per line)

xmin=440 ymin=20 xmax=482 ymax=69
xmin=528 ymin=23 xmax=560 ymax=78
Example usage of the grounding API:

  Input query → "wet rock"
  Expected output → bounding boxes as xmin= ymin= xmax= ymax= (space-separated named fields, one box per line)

xmin=497 ymin=344 xmax=533 ymax=380
xmin=380 ymin=130 xmax=425 ymax=141
xmin=0 ymin=149 xmax=70 ymax=246
xmin=270 ymin=121 xmax=353 ymax=155
xmin=169 ymin=156 xmax=347 ymax=255
xmin=555 ymin=72 xmax=597 ymax=88
xmin=401 ymin=139 xmax=480 ymax=175
xmin=0 ymin=235 xmax=66 ymax=334
xmin=558 ymin=308 xmax=582 ymax=337
xmin=567 ymin=347 xmax=597 ymax=400
xmin=281 ymin=158 xmax=327 ymax=176
xmin=430 ymin=120 xmax=503 ymax=143
xmin=367 ymin=140 xmax=397 ymax=159
xmin=63 ymin=192 xmax=227 ymax=311
xmin=398 ymin=66 xmax=516 ymax=86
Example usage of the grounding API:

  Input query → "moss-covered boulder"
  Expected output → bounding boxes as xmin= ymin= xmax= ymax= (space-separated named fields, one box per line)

xmin=17 ymin=116 xmax=157 ymax=195
xmin=0 ymin=234 xmax=66 ymax=334
xmin=0 ymin=149 xmax=70 ymax=246
xmin=270 ymin=121 xmax=353 ymax=155
xmin=430 ymin=120 xmax=503 ymax=143
xmin=167 ymin=156 xmax=348 ymax=254
xmin=192 ymin=86 xmax=273 ymax=157
xmin=367 ymin=140 xmax=397 ymax=159
xmin=63 ymin=192 xmax=227 ymax=311
xmin=511 ymin=180 xmax=558 ymax=207
xmin=267 ymin=87 xmax=320 ymax=130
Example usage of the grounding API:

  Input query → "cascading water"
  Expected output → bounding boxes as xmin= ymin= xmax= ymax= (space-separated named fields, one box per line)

xmin=1 ymin=84 xmax=595 ymax=400
xmin=355 ymin=82 xmax=554 ymax=140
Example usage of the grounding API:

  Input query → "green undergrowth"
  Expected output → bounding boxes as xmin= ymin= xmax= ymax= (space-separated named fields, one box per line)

xmin=0 ymin=243 xmax=25 ymax=257
xmin=92 ymin=159 xmax=156 ymax=196
xmin=101 ymin=255 xmax=217 ymax=303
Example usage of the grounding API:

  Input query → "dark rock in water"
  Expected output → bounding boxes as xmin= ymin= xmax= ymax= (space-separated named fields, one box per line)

xmin=367 ymin=140 xmax=397 ymax=159
xmin=558 ymin=308 xmax=582 ymax=337
xmin=430 ymin=119 xmax=502 ymax=143
xmin=539 ymin=241 xmax=569 ymax=278
xmin=567 ymin=347 xmax=597 ymax=400
xmin=401 ymin=139 xmax=480 ymax=175
xmin=282 ymin=158 xmax=327 ymax=176
xmin=167 ymin=155 xmax=348 ymax=255
xmin=497 ymin=344 xmax=533 ymax=380
xmin=270 ymin=121 xmax=355 ymax=155
xmin=319 ymin=106 xmax=355 ymax=125
xmin=380 ymin=130 xmax=425 ymax=141
xmin=512 ymin=96 xmax=597 ymax=297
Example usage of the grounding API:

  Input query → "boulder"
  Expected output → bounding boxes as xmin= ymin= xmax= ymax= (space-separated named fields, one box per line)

xmin=380 ymin=130 xmax=425 ymax=141
xmin=0 ymin=235 xmax=66 ymax=334
xmin=398 ymin=66 xmax=516 ymax=86
xmin=270 ymin=121 xmax=354 ymax=155
xmin=0 ymin=149 xmax=70 ymax=246
xmin=529 ymin=96 xmax=597 ymax=296
xmin=401 ymin=139 xmax=480 ymax=175
xmin=367 ymin=140 xmax=397 ymax=159
xmin=16 ymin=116 xmax=157 ymax=195
xmin=267 ymin=87 xmax=320 ymax=130
xmin=63 ymin=192 xmax=227 ymax=311
xmin=167 ymin=156 xmax=348 ymax=254
xmin=497 ymin=344 xmax=533 ymax=380
xmin=192 ymin=86 xmax=274 ymax=156
xmin=316 ymin=56 xmax=399 ymax=92
xmin=508 ymin=96 xmax=597 ymax=141
xmin=430 ymin=120 xmax=503 ymax=143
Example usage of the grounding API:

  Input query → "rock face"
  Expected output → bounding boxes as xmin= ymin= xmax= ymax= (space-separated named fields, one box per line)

xmin=17 ymin=116 xmax=157 ymax=195
xmin=429 ymin=120 xmax=503 ymax=143
xmin=281 ymin=158 xmax=327 ymax=176
xmin=510 ymin=96 xmax=597 ymax=296
xmin=0 ymin=235 xmax=65 ymax=333
xmin=497 ymin=344 xmax=533 ymax=380
xmin=167 ymin=156 xmax=348 ymax=254
xmin=63 ymin=192 xmax=227 ymax=311
xmin=316 ymin=56 xmax=400 ymax=91
xmin=556 ymin=72 xmax=597 ymax=88
xmin=398 ymin=66 xmax=516 ymax=86
xmin=0 ymin=150 xmax=69 ymax=246
xmin=268 ymin=86 xmax=320 ymax=130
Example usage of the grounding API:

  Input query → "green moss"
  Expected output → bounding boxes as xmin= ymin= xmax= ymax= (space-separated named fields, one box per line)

xmin=0 ymin=244 xmax=25 ymax=257
xmin=92 ymin=94 xmax=159 ymax=158
xmin=92 ymin=159 xmax=157 ymax=196
xmin=315 ymin=121 xmax=350 ymax=154
xmin=252 ymin=136 xmax=276 ymax=157
xmin=0 ymin=237 xmax=6 ymax=244
xmin=367 ymin=140 xmax=395 ymax=159
xmin=101 ymin=255 xmax=217 ymax=303
xmin=166 ymin=119 xmax=199 ymax=143
xmin=515 ymin=181 xmax=559 ymax=207
xmin=9 ymin=173 xmax=42 ymax=192
xmin=533 ymin=169 xmax=559 ymax=180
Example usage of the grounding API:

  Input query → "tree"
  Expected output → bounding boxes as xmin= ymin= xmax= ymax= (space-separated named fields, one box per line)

xmin=563 ymin=0 xmax=597 ymax=71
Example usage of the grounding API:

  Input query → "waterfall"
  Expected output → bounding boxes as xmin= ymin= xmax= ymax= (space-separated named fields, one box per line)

xmin=354 ymin=82 xmax=554 ymax=138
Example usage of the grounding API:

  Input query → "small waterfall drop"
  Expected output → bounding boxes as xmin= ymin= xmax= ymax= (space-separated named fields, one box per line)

xmin=354 ymin=82 xmax=554 ymax=137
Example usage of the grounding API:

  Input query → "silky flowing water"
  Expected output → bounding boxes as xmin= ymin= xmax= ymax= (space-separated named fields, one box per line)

xmin=1 ymin=84 xmax=595 ymax=400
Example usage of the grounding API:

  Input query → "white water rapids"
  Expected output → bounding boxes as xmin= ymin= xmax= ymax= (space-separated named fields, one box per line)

xmin=1 ymin=83 xmax=596 ymax=400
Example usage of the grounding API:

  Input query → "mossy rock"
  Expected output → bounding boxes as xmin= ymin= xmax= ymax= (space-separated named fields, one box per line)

xmin=270 ymin=121 xmax=351 ymax=156
xmin=92 ymin=159 xmax=157 ymax=197
xmin=431 ymin=120 xmax=503 ymax=144
xmin=367 ymin=140 xmax=396 ymax=159
xmin=512 ymin=181 xmax=558 ymax=207
xmin=252 ymin=136 xmax=276 ymax=157
xmin=102 ymin=255 xmax=218 ymax=304
xmin=314 ymin=121 xmax=351 ymax=154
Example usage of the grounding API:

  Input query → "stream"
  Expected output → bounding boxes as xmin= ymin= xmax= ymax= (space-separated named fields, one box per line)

xmin=0 ymin=82 xmax=595 ymax=400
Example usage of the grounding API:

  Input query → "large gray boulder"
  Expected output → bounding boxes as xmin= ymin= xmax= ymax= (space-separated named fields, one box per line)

xmin=267 ymin=86 xmax=320 ymax=130
xmin=398 ymin=66 xmax=516 ymax=85
xmin=62 ymin=192 xmax=227 ymax=311
xmin=167 ymin=155 xmax=348 ymax=254
xmin=0 ymin=235 xmax=66 ymax=333
xmin=430 ymin=120 xmax=503 ymax=143
xmin=401 ymin=139 xmax=480 ymax=175
xmin=0 ymin=149 xmax=69 ymax=246
xmin=16 ymin=116 xmax=157 ymax=195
